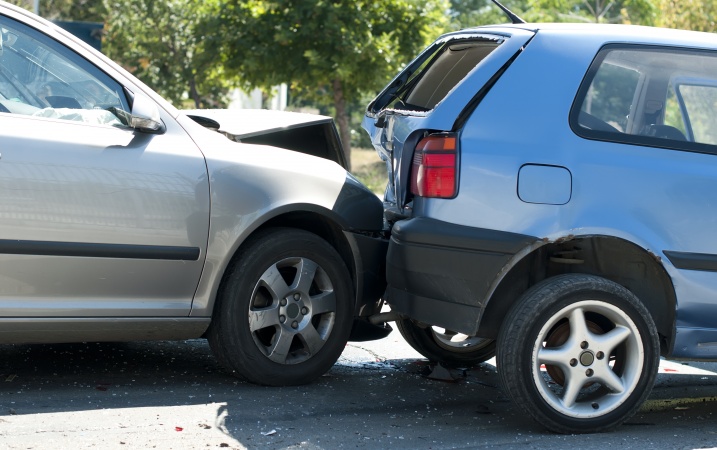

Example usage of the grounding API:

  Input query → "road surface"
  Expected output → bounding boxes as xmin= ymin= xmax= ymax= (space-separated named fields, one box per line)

xmin=0 ymin=329 xmax=715 ymax=449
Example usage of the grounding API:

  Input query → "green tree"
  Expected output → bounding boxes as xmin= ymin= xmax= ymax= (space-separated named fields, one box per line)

xmin=208 ymin=0 xmax=450 ymax=168
xmin=449 ymin=0 xmax=530 ymax=29
xmin=526 ymin=0 xmax=657 ymax=24
xmin=5 ymin=0 xmax=106 ymax=21
xmin=102 ymin=0 xmax=231 ymax=108
xmin=657 ymin=0 xmax=717 ymax=32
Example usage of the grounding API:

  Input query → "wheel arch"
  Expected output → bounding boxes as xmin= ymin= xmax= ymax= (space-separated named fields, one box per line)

xmin=212 ymin=206 xmax=359 ymax=313
xmin=256 ymin=209 xmax=357 ymax=284
xmin=480 ymin=235 xmax=676 ymax=355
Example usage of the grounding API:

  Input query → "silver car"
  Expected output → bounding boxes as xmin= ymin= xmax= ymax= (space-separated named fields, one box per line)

xmin=0 ymin=2 xmax=388 ymax=386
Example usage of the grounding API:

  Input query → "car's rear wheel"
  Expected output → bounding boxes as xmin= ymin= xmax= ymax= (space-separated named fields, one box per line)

xmin=497 ymin=274 xmax=659 ymax=433
xmin=396 ymin=318 xmax=495 ymax=367
xmin=208 ymin=228 xmax=353 ymax=386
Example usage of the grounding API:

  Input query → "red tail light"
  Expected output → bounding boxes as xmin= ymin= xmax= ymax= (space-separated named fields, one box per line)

xmin=410 ymin=133 xmax=458 ymax=198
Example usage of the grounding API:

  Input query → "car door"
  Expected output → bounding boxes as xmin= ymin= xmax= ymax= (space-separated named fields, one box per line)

xmin=0 ymin=14 xmax=209 ymax=317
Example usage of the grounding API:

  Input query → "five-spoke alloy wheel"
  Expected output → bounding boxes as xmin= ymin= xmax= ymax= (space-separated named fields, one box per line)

xmin=208 ymin=228 xmax=353 ymax=386
xmin=497 ymin=274 xmax=659 ymax=433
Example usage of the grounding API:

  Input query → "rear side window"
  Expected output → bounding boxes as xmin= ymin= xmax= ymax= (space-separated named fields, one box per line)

xmin=673 ymin=83 xmax=717 ymax=145
xmin=571 ymin=45 xmax=717 ymax=154
xmin=368 ymin=36 xmax=501 ymax=113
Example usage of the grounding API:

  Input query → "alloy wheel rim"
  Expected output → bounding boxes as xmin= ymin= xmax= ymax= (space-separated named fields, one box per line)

xmin=248 ymin=257 xmax=336 ymax=365
xmin=531 ymin=300 xmax=644 ymax=419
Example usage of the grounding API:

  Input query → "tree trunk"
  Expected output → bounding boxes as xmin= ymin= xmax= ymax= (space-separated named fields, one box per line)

xmin=332 ymin=78 xmax=352 ymax=171
xmin=189 ymin=77 xmax=201 ymax=108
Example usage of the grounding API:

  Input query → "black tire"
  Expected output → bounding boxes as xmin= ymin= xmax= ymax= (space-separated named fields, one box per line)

xmin=497 ymin=274 xmax=659 ymax=434
xmin=208 ymin=228 xmax=353 ymax=386
xmin=396 ymin=318 xmax=495 ymax=367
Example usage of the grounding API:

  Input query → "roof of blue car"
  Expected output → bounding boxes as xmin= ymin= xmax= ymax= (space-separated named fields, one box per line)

xmin=457 ymin=22 xmax=717 ymax=48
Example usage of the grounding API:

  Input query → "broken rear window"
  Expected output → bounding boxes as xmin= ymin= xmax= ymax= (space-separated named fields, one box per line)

xmin=369 ymin=36 xmax=502 ymax=113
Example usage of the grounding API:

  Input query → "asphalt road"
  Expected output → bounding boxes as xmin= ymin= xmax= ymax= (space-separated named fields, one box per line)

xmin=0 ymin=329 xmax=715 ymax=449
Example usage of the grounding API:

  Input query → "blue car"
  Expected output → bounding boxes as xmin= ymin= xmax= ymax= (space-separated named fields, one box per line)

xmin=364 ymin=20 xmax=717 ymax=433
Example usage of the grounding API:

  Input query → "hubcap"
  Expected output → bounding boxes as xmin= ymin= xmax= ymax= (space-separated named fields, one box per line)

xmin=248 ymin=257 xmax=336 ymax=365
xmin=531 ymin=300 xmax=644 ymax=419
xmin=580 ymin=351 xmax=594 ymax=366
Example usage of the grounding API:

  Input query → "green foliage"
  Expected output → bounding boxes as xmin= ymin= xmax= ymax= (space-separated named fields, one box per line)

xmin=657 ymin=0 xmax=717 ymax=32
xmin=212 ymin=1 xmax=448 ymax=102
xmin=207 ymin=0 xmax=449 ymax=164
xmin=449 ymin=0 xmax=529 ymax=29
xmin=525 ymin=0 xmax=657 ymax=24
xmin=102 ymin=0 xmax=231 ymax=108
xmin=5 ymin=0 xmax=106 ymax=21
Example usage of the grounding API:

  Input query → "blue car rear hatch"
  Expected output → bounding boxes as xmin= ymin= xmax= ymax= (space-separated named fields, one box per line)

xmin=363 ymin=27 xmax=535 ymax=219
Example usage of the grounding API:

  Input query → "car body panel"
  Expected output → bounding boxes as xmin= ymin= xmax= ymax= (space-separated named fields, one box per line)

xmin=0 ymin=100 xmax=209 ymax=317
xmin=368 ymin=23 xmax=717 ymax=359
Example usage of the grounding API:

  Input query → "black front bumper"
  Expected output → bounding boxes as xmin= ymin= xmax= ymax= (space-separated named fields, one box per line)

xmin=386 ymin=217 xmax=536 ymax=336
xmin=344 ymin=230 xmax=392 ymax=342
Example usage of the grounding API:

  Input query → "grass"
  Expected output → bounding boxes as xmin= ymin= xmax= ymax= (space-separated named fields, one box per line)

xmin=351 ymin=147 xmax=388 ymax=195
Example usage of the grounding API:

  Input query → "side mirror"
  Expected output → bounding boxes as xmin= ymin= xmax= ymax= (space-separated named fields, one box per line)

xmin=130 ymin=93 xmax=165 ymax=134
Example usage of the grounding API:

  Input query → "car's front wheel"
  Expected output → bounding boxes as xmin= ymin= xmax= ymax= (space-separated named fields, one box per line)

xmin=497 ymin=274 xmax=659 ymax=433
xmin=208 ymin=228 xmax=353 ymax=386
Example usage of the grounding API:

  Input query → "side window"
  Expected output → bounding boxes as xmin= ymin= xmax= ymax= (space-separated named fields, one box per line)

xmin=571 ymin=45 xmax=717 ymax=154
xmin=674 ymin=83 xmax=717 ymax=145
xmin=664 ymin=85 xmax=687 ymax=137
xmin=580 ymin=63 xmax=640 ymax=132
xmin=0 ymin=15 xmax=130 ymax=127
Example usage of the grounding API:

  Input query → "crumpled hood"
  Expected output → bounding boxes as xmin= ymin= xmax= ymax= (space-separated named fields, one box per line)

xmin=183 ymin=108 xmax=333 ymax=139
xmin=182 ymin=109 xmax=347 ymax=169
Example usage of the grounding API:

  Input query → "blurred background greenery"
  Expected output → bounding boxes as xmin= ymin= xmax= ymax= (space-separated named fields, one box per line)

xmin=6 ymin=0 xmax=717 ymax=181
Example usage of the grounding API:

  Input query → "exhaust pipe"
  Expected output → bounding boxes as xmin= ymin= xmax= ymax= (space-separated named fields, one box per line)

xmin=368 ymin=311 xmax=401 ymax=325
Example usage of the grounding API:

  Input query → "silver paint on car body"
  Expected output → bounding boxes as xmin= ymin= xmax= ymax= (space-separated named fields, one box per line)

xmin=0 ymin=108 xmax=210 ymax=317
xmin=178 ymin=114 xmax=347 ymax=317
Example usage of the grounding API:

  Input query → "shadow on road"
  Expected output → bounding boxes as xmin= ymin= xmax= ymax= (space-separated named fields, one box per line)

xmin=0 ymin=340 xmax=715 ymax=449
